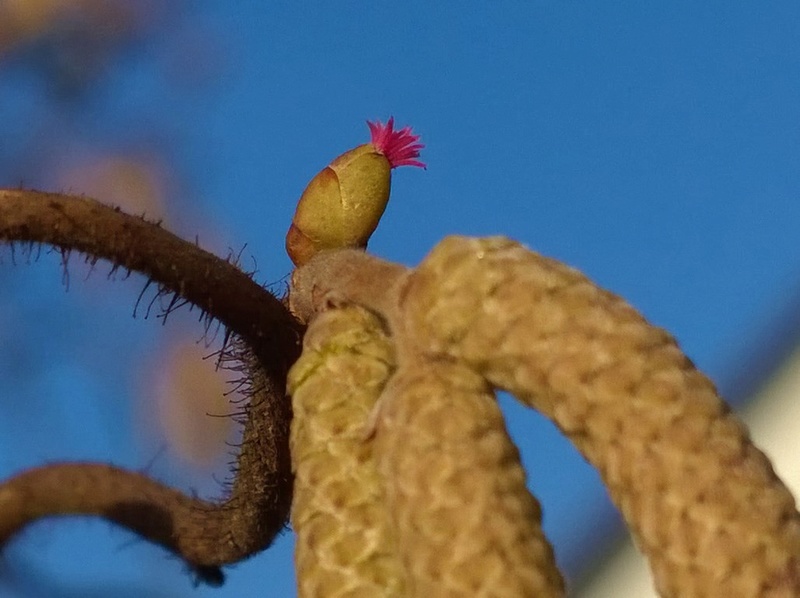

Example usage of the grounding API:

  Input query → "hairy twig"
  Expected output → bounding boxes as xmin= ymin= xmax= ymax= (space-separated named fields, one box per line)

xmin=0 ymin=463 xmax=251 ymax=572
xmin=0 ymin=189 xmax=303 ymax=572
xmin=0 ymin=190 xmax=300 ymax=356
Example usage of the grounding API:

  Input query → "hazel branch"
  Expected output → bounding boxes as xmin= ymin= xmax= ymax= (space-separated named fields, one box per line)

xmin=0 ymin=463 xmax=257 ymax=571
xmin=0 ymin=351 xmax=295 ymax=573
xmin=0 ymin=189 xmax=302 ymax=571
xmin=0 ymin=189 xmax=302 ymax=359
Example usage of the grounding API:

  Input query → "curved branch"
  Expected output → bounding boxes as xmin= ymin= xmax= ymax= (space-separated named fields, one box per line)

xmin=0 ymin=189 xmax=303 ymax=571
xmin=0 ymin=189 xmax=301 ymax=358
xmin=0 ymin=463 xmax=245 ymax=570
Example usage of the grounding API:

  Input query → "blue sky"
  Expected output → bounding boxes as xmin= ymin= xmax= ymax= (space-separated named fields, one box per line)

xmin=2 ymin=2 xmax=800 ymax=596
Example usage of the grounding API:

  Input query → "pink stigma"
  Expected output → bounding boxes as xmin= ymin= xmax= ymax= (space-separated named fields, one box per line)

xmin=367 ymin=117 xmax=425 ymax=169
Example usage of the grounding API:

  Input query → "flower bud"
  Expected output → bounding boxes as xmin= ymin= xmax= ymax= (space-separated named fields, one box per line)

xmin=286 ymin=118 xmax=424 ymax=266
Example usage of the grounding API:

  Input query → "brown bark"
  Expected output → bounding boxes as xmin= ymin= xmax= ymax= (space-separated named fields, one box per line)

xmin=0 ymin=189 xmax=302 ymax=572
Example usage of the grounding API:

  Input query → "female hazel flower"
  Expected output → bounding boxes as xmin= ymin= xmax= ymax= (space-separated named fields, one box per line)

xmin=286 ymin=118 xmax=424 ymax=266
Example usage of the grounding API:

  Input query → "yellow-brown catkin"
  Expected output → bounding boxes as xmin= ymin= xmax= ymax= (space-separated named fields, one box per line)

xmin=373 ymin=359 xmax=565 ymax=597
xmin=397 ymin=236 xmax=800 ymax=598
xmin=288 ymin=306 xmax=405 ymax=597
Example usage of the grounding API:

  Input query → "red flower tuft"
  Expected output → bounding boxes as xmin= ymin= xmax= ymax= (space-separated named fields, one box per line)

xmin=367 ymin=117 xmax=425 ymax=169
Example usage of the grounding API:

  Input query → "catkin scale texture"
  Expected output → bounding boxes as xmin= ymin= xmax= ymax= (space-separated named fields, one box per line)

xmin=397 ymin=236 xmax=800 ymax=598
xmin=288 ymin=307 xmax=405 ymax=597
xmin=373 ymin=360 xmax=565 ymax=597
